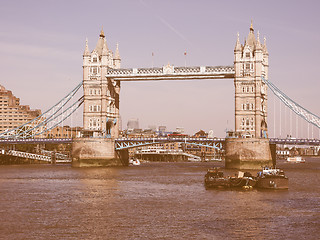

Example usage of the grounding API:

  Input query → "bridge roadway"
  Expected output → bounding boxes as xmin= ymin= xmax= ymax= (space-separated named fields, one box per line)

xmin=0 ymin=138 xmax=319 ymax=147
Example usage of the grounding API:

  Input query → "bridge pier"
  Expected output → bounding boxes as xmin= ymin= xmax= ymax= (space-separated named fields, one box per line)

xmin=224 ymin=138 xmax=273 ymax=169
xmin=71 ymin=138 xmax=126 ymax=167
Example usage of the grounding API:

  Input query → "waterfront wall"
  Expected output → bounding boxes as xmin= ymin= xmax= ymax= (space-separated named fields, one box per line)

xmin=225 ymin=138 xmax=273 ymax=169
xmin=72 ymin=138 xmax=127 ymax=167
xmin=0 ymin=155 xmax=50 ymax=165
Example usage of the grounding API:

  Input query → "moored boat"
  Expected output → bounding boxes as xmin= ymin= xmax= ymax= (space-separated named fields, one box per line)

xmin=229 ymin=171 xmax=256 ymax=189
xmin=286 ymin=156 xmax=305 ymax=163
xmin=256 ymin=167 xmax=288 ymax=190
xmin=204 ymin=168 xmax=230 ymax=188
xmin=204 ymin=168 xmax=256 ymax=189
xmin=129 ymin=158 xmax=141 ymax=166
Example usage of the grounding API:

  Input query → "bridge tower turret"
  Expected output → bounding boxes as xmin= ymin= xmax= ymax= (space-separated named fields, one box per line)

xmin=113 ymin=43 xmax=121 ymax=69
xmin=234 ymin=22 xmax=269 ymax=138
xmin=82 ymin=28 xmax=120 ymax=139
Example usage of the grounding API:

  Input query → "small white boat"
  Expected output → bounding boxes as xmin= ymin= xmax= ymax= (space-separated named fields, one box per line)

xmin=286 ymin=156 xmax=305 ymax=163
xmin=129 ymin=158 xmax=141 ymax=166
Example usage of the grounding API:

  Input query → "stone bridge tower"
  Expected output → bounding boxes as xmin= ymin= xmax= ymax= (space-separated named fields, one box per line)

xmin=225 ymin=22 xmax=272 ymax=169
xmin=72 ymin=29 xmax=125 ymax=167
xmin=234 ymin=22 xmax=269 ymax=138
xmin=82 ymin=28 xmax=121 ymax=138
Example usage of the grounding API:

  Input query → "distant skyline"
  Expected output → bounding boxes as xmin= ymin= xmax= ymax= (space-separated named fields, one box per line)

xmin=1 ymin=0 xmax=320 ymax=137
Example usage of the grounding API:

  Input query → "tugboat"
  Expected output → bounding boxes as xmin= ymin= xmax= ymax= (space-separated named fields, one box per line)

xmin=256 ymin=167 xmax=288 ymax=190
xmin=204 ymin=168 xmax=256 ymax=189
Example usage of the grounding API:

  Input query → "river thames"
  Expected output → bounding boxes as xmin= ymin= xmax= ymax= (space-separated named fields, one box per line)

xmin=0 ymin=158 xmax=319 ymax=240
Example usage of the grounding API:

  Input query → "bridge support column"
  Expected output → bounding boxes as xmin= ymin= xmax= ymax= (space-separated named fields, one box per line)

xmin=71 ymin=138 xmax=126 ymax=167
xmin=225 ymin=138 xmax=273 ymax=170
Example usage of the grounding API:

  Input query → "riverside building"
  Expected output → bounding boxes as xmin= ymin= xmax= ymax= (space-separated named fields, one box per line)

xmin=0 ymin=84 xmax=41 ymax=133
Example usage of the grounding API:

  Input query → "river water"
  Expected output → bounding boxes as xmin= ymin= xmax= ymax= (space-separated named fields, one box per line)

xmin=0 ymin=158 xmax=319 ymax=240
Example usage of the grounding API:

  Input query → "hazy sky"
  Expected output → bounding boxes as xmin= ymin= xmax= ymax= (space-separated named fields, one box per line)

xmin=0 ymin=0 xmax=319 ymax=137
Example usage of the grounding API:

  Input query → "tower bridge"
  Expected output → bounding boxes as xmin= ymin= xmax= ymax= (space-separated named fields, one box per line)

xmin=1 ymin=22 xmax=320 ymax=168
xmin=72 ymin=22 xmax=272 ymax=168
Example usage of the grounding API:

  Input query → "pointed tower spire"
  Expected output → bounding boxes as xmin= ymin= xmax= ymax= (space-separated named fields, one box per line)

xmin=256 ymin=31 xmax=262 ymax=50
xmin=263 ymin=36 xmax=269 ymax=54
xmin=114 ymin=43 xmax=121 ymax=59
xmin=83 ymin=38 xmax=90 ymax=56
xmin=95 ymin=27 xmax=105 ymax=55
xmin=246 ymin=20 xmax=256 ymax=48
xmin=100 ymin=26 xmax=105 ymax=38
xmin=102 ymin=38 xmax=108 ymax=55
xmin=113 ymin=43 xmax=121 ymax=69
xmin=250 ymin=19 xmax=254 ymax=32
xmin=235 ymin=32 xmax=241 ymax=51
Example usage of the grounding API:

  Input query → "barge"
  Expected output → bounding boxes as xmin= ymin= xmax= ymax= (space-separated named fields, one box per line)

xmin=255 ymin=167 xmax=288 ymax=190
xmin=204 ymin=168 xmax=256 ymax=189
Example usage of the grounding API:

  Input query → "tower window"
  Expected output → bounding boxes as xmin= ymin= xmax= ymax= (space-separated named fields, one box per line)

xmin=92 ymin=57 xmax=97 ymax=63
xmin=246 ymin=52 xmax=250 ymax=58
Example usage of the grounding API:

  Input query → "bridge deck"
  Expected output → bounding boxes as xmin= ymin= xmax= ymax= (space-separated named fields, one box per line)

xmin=0 ymin=137 xmax=319 ymax=147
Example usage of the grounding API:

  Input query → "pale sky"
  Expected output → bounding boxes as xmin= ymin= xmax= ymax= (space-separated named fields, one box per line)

xmin=0 ymin=0 xmax=319 ymax=137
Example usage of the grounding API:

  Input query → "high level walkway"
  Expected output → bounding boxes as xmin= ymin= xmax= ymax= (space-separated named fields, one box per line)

xmin=106 ymin=65 xmax=235 ymax=81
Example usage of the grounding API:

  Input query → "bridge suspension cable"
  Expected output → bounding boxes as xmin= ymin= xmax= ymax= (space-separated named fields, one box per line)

xmin=262 ymin=76 xmax=320 ymax=130
xmin=0 ymin=81 xmax=83 ymax=139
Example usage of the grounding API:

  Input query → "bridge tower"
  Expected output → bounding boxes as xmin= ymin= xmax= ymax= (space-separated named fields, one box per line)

xmin=72 ymin=29 xmax=126 ymax=167
xmin=225 ymin=22 xmax=273 ymax=169
xmin=234 ymin=22 xmax=269 ymax=138
xmin=82 ymin=28 xmax=121 ymax=138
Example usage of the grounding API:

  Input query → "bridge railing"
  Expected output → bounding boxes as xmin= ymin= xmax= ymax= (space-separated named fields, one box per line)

xmin=106 ymin=65 xmax=235 ymax=80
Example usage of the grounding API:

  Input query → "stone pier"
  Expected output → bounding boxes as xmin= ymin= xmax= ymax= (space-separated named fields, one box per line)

xmin=225 ymin=138 xmax=273 ymax=170
xmin=72 ymin=138 xmax=127 ymax=167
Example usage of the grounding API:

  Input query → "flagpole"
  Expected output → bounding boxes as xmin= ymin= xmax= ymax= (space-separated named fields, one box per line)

xmin=152 ymin=52 xmax=154 ymax=68
xmin=184 ymin=50 xmax=187 ymax=67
